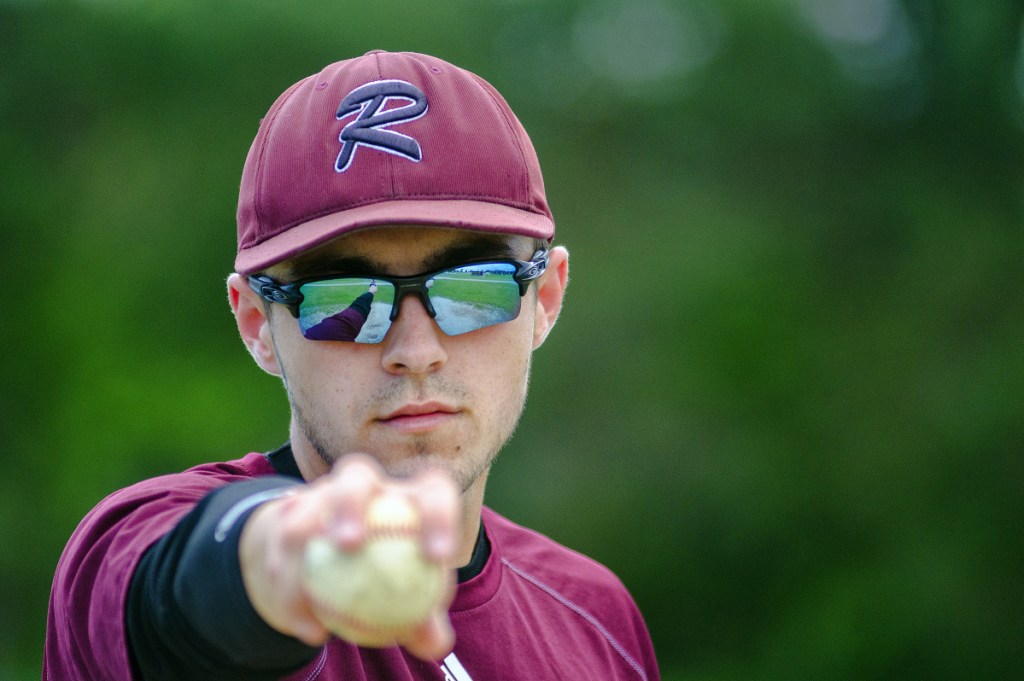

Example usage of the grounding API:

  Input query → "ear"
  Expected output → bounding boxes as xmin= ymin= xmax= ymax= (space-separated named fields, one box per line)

xmin=532 ymin=246 xmax=569 ymax=349
xmin=227 ymin=273 xmax=283 ymax=377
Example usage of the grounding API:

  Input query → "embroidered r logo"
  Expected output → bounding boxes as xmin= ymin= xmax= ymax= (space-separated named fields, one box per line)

xmin=334 ymin=79 xmax=428 ymax=172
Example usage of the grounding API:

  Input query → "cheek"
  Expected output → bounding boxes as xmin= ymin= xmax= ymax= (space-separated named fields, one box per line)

xmin=272 ymin=320 xmax=372 ymax=404
xmin=464 ymin=316 xmax=535 ymax=396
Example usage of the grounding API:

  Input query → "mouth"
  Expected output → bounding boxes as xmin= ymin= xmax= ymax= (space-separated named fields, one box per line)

xmin=377 ymin=401 xmax=460 ymax=434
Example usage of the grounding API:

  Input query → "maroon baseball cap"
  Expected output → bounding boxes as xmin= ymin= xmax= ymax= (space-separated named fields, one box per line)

xmin=235 ymin=50 xmax=555 ymax=275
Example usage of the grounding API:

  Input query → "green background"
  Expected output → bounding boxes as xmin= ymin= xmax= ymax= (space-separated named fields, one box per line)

xmin=2 ymin=1 xmax=1022 ymax=678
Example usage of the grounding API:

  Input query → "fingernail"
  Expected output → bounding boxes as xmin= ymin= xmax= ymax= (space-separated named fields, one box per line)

xmin=428 ymin=532 xmax=453 ymax=559
xmin=332 ymin=518 xmax=361 ymax=545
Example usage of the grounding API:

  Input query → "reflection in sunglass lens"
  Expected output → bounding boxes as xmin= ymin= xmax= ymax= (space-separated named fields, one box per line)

xmin=430 ymin=263 xmax=521 ymax=336
xmin=299 ymin=279 xmax=393 ymax=343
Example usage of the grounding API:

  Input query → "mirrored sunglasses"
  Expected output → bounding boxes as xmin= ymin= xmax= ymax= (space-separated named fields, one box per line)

xmin=248 ymin=250 xmax=549 ymax=344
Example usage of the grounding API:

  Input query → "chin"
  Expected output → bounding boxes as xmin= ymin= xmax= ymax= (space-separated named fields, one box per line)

xmin=382 ymin=451 xmax=488 ymax=494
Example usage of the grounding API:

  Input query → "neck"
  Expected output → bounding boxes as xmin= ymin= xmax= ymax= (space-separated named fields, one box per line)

xmin=454 ymin=470 xmax=488 ymax=568
xmin=290 ymin=430 xmax=330 ymax=481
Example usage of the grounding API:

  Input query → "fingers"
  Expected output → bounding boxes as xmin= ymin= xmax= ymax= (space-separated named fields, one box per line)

xmin=322 ymin=454 xmax=384 ymax=549
xmin=413 ymin=470 xmax=459 ymax=562
xmin=320 ymin=455 xmax=459 ymax=565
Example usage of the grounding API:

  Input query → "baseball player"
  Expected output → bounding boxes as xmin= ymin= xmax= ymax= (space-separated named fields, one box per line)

xmin=44 ymin=50 xmax=660 ymax=680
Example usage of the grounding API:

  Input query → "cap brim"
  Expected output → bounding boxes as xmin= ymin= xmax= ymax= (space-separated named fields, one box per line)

xmin=234 ymin=199 xmax=555 ymax=275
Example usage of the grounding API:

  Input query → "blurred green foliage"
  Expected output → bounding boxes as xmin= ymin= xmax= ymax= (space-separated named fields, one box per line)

xmin=2 ymin=1 xmax=1022 ymax=679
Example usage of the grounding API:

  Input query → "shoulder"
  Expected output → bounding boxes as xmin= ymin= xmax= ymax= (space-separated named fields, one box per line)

xmin=60 ymin=451 xmax=276 ymax=564
xmin=86 ymin=452 xmax=276 ymax=528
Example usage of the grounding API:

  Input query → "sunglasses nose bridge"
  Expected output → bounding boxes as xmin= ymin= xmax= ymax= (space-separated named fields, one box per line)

xmin=388 ymin=281 xmax=437 ymax=322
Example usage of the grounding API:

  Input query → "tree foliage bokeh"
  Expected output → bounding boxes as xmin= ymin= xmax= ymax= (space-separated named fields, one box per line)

xmin=2 ymin=1 xmax=1022 ymax=679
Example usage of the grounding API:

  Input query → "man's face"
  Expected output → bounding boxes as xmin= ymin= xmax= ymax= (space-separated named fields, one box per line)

xmin=252 ymin=226 xmax=561 ymax=495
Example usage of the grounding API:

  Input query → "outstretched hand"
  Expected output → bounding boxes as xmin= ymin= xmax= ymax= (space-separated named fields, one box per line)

xmin=239 ymin=454 xmax=459 ymax=661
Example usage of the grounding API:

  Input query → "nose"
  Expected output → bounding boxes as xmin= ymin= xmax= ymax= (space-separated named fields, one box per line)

xmin=379 ymin=294 xmax=448 ymax=375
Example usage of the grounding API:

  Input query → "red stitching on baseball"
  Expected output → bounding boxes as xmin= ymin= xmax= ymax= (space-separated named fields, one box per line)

xmin=364 ymin=522 xmax=418 ymax=541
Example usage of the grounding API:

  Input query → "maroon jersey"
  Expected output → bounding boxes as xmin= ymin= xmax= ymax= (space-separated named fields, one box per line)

xmin=45 ymin=453 xmax=659 ymax=680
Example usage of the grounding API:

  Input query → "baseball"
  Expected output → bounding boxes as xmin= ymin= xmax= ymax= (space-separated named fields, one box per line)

xmin=303 ymin=492 xmax=447 ymax=647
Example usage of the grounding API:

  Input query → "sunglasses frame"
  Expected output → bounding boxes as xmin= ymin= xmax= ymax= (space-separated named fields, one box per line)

xmin=248 ymin=249 xmax=549 ymax=329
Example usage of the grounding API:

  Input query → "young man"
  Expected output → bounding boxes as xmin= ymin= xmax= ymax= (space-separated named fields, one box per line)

xmin=45 ymin=50 xmax=660 ymax=680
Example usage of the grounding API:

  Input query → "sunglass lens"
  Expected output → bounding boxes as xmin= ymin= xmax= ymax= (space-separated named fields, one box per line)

xmin=430 ymin=263 xmax=522 ymax=336
xmin=298 ymin=279 xmax=394 ymax=343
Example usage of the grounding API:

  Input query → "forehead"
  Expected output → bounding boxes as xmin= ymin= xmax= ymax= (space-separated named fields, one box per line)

xmin=270 ymin=226 xmax=534 ymax=279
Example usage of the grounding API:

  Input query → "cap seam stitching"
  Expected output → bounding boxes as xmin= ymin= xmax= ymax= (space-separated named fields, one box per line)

xmin=471 ymin=72 xmax=533 ymax=204
xmin=250 ymin=79 xmax=306 ymax=244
